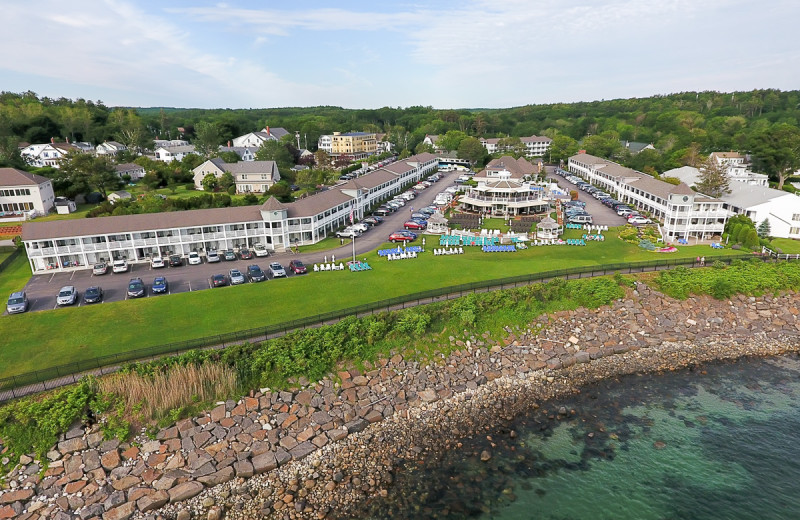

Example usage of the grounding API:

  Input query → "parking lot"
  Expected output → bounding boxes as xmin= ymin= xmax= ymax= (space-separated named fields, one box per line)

xmin=21 ymin=256 xmax=304 ymax=312
xmin=15 ymin=170 xmax=456 ymax=313
xmin=553 ymin=169 xmax=629 ymax=228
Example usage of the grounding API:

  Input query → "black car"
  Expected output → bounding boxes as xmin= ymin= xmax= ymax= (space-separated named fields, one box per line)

xmin=83 ymin=286 xmax=104 ymax=304
xmin=211 ymin=274 xmax=228 ymax=288
xmin=127 ymin=278 xmax=146 ymax=298
xmin=168 ymin=255 xmax=183 ymax=267
xmin=247 ymin=264 xmax=266 ymax=282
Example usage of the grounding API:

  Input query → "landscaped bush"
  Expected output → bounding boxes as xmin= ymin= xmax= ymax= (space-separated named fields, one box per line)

xmin=654 ymin=259 xmax=800 ymax=300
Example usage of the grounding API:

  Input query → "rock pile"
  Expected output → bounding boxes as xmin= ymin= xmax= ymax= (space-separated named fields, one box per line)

xmin=1 ymin=284 xmax=798 ymax=520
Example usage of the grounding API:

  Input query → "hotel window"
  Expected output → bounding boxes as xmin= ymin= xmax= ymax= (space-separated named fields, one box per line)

xmin=791 ymin=227 xmax=800 ymax=235
xmin=793 ymin=214 xmax=800 ymax=221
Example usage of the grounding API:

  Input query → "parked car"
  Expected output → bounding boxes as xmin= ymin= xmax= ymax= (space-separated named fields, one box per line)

xmin=404 ymin=220 xmax=426 ymax=230
xmin=229 ymin=268 xmax=246 ymax=285
xmin=211 ymin=274 xmax=228 ymax=288
xmin=253 ymin=243 xmax=270 ymax=257
xmin=351 ymin=222 xmax=370 ymax=233
xmin=83 ymin=286 xmax=104 ymax=304
xmin=223 ymin=249 xmax=237 ymax=261
xmin=57 ymin=286 xmax=78 ymax=306
xmin=389 ymin=231 xmax=416 ymax=242
xmin=152 ymin=276 xmax=168 ymax=294
xmin=6 ymin=291 xmax=28 ymax=314
xmin=336 ymin=227 xmax=361 ymax=238
xmin=363 ymin=216 xmax=382 ymax=226
xmin=288 ymin=259 xmax=308 ymax=275
xmin=127 ymin=278 xmax=146 ymax=298
xmin=373 ymin=208 xmax=391 ymax=217
xmin=247 ymin=264 xmax=266 ymax=282
xmin=150 ymin=256 xmax=165 ymax=268
xmin=628 ymin=216 xmax=653 ymax=225
xmin=169 ymin=255 xmax=183 ymax=267
xmin=207 ymin=250 xmax=221 ymax=263
xmin=269 ymin=262 xmax=286 ymax=278
xmin=238 ymin=248 xmax=253 ymax=260
xmin=93 ymin=263 xmax=108 ymax=275
xmin=568 ymin=214 xmax=593 ymax=225
xmin=187 ymin=251 xmax=202 ymax=265
xmin=112 ymin=259 xmax=128 ymax=273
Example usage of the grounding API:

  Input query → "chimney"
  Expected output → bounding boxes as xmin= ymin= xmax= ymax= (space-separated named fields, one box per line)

xmin=227 ymin=140 xmax=231 ymax=147
xmin=51 ymin=137 xmax=54 ymax=144
xmin=266 ymin=126 xmax=270 ymax=137
xmin=66 ymin=136 xmax=69 ymax=144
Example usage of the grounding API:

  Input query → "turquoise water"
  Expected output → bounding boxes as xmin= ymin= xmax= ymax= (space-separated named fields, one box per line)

xmin=350 ymin=354 xmax=800 ymax=519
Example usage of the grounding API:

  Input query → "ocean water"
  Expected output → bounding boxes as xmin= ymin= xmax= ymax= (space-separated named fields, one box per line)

xmin=351 ymin=354 xmax=800 ymax=520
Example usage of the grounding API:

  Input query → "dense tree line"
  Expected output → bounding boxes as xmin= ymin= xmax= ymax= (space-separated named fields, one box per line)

xmin=1 ymin=89 xmax=798 ymax=188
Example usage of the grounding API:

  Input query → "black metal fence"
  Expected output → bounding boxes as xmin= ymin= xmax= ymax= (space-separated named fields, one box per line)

xmin=0 ymin=254 xmax=776 ymax=401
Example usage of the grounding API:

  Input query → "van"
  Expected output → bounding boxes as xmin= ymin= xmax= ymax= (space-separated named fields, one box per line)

xmin=568 ymin=214 xmax=593 ymax=224
xmin=6 ymin=291 xmax=28 ymax=314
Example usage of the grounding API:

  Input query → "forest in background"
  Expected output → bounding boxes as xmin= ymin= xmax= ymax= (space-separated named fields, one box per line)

xmin=0 ymin=89 xmax=798 ymax=190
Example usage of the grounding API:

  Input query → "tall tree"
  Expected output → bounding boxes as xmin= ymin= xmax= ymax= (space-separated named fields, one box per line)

xmin=548 ymin=134 xmax=579 ymax=164
xmin=750 ymin=123 xmax=800 ymax=190
xmin=458 ymin=137 xmax=487 ymax=165
xmin=695 ymin=158 xmax=731 ymax=198
xmin=437 ymin=130 xmax=468 ymax=152
xmin=193 ymin=121 xmax=221 ymax=158
xmin=255 ymin=140 xmax=294 ymax=171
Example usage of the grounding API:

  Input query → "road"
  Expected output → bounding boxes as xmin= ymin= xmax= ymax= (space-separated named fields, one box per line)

xmin=16 ymin=171 xmax=455 ymax=313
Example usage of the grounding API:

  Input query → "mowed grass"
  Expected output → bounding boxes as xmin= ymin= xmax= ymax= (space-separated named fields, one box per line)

xmin=771 ymin=237 xmax=800 ymax=254
xmin=0 ymin=230 xmax=747 ymax=379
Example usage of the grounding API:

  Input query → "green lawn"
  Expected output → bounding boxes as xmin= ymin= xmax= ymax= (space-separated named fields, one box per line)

xmin=128 ymin=183 xmax=255 ymax=203
xmin=0 ymin=230 xmax=748 ymax=379
xmin=771 ymin=237 xmax=800 ymax=254
xmin=27 ymin=204 xmax=96 ymax=222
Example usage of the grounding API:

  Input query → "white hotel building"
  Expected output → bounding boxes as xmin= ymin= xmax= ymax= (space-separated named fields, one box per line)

xmin=21 ymin=154 xmax=438 ymax=273
xmin=568 ymin=153 xmax=728 ymax=242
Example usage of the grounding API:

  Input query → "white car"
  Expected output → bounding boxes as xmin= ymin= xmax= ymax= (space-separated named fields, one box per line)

xmin=351 ymin=222 xmax=369 ymax=233
xmin=112 ymin=259 xmax=128 ymax=273
xmin=269 ymin=262 xmax=286 ymax=278
xmin=336 ymin=227 xmax=361 ymax=238
xmin=628 ymin=216 xmax=652 ymax=225
xmin=188 ymin=251 xmax=202 ymax=265
xmin=253 ymin=244 xmax=270 ymax=257
xmin=151 ymin=256 xmax=165 ymax=268
xmin=206 ymin=250 xmax=221 ymax=263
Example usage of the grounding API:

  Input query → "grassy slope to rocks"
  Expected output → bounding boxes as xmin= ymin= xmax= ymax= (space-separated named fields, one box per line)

xmin=1 ymin=261 xmax=799 ymax=520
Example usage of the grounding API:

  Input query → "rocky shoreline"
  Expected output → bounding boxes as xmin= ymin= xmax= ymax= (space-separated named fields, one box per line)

xmin=2 ymin=282 xmax=799 ymax=520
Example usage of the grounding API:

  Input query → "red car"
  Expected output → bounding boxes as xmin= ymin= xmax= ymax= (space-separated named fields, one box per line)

xmin=389 ymin=231 xmax=416 ymax=243
xmin=288 ymin=259 xmax=308 ymax=274
xmin=403 ymin=220 xmax=426 ymax=230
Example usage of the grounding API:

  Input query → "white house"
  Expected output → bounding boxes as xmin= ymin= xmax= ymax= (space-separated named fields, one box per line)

xmin=231 ymin=127 xmax=289 ymax=148
xmin=422 ymin=135 xmax=440 ymax=151
xmin=114 ymin=163 xmax=146 ymax=180
xmin=154 ymin=145 xmax=197 ymax=163
xmin=21 ymin=152 xmax=439 ymax=272
xmin=568 ymin=154 xmax=727 ymax=242
xmin=722 ymin=183 xmax=800 ymax=240
xmin=317 ymin=135 xmax=333 ymax=153
xmin=459 ymin=156 xmax=548 ymax=216
xmin=20 ymin=142 xmax=79 ymax=168
xmin=480 ymin=135 xmax=552 ymax=158
xmin=217 ymin=146 xmax=258 ymax=162
xmin=96 ymin=141 xmax=127 ymax=156
xmin=108 ymin=191 xmax=132 ymax=204
xmin=192 ymin=158 xmax=280 ymax=193
xmin=153 ymin=139 xmax=189 ymax=149
xmin=0 ymin=168 xmax=56 ymax=219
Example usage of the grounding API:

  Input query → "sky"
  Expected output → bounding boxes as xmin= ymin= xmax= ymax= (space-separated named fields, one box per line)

xmin=2 ymin=0 xmax=798 ymax=109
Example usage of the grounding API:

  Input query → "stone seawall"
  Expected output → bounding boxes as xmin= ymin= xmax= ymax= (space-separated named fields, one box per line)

xmin=1 ymin=283 xmax=799 ymax=520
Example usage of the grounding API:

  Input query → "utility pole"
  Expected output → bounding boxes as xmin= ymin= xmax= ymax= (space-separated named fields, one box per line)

xmin=295 ymin=131 xmax=301 ymax=150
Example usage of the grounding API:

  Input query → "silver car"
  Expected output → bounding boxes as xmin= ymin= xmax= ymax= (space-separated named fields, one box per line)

xmin=57 ymin=286 xmax=77 ymax=306
xmin=229 ymin=268 xmax=246 ymax=285
xmin=269 ymin=262 xmax=286 ymax=278
xmin=6 ymin=291 xmax=28 ymax=314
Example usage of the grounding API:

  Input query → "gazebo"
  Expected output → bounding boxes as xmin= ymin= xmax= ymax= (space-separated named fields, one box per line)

xmin=536 ymin=216 xmax=563 ymax=240
xmin=426 ymin=211 xmax=449 ymax=234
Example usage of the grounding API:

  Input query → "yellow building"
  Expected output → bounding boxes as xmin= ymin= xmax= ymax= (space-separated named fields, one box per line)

xmin=330 ymin=132 xmax=377 ymax=159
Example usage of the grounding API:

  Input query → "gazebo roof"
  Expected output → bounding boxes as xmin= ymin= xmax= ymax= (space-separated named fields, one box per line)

xmin=427 ymin=211 xmax=448 ymax=224
xmin=537 ymin=216 xmax=560 ymax=230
